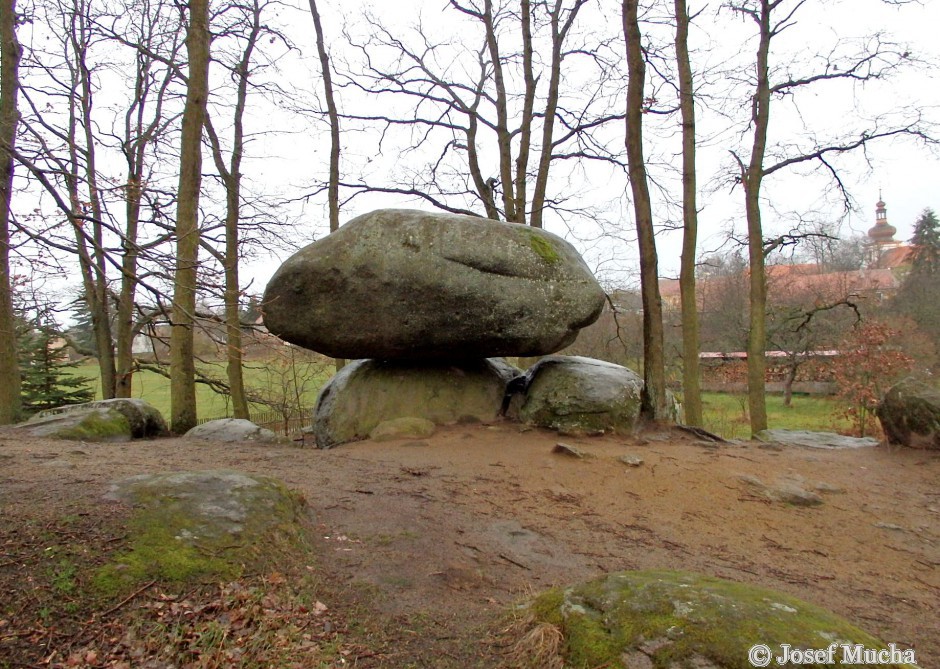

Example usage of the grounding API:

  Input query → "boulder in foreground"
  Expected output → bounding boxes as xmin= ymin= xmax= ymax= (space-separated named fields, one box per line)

xmin=262 ymin=209 xmax=605 ymax=359
xmin=99 ymin=470 xmax=308 ymax=592
xmin=313 ymin=358 xmax=516 ymax=448
xmin=517 ymin=569 xmax=915 ymax=668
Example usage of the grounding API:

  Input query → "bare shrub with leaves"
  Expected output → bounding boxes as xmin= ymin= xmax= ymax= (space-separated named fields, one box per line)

xmin=832 ymin=320 xmax=914 ymax=438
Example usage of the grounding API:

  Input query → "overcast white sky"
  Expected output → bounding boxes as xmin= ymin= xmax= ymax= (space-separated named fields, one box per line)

xmin=228 ymin=0 xmax=940 ymax=289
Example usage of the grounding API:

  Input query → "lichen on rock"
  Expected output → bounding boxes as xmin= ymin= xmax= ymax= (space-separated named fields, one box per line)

xmin=516 ymin=569 xmax=912 ymax=668
xmin=97 ymin=470 xmax=309 ymax=594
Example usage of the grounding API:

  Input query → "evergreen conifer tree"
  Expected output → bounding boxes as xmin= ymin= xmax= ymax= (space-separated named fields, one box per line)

xmin=18 ymin=329 xmax=95 ymax=415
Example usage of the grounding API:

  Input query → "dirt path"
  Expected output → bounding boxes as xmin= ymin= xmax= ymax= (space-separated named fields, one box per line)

xmin=1 ymin=423 xmax=937 ymax=666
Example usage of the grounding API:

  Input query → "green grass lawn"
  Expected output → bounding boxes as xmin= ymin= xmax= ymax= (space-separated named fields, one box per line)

xmin=68 ymin=360 xmax=852 ymax=439
xmin=68 ymin=358 xmax=333 ymax=420
xmin=700 ymin=391 xmax=852 ymax=440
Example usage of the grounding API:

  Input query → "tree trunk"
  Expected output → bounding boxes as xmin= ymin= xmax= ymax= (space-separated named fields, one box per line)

xmin=674 ymin=0 xmax=702 ymax=426
xmin=782 ymin=361 xmax=797 ymax=407
xmin=623 ymin=0 xmax=668 ymax=422
xmin=76 ymin=5 xmax=116 ymax=399
xmin=482 ymin=0 xmax=516 ymax=222
xmin=115 ymin=175 xmax=141 ymax=398
xmin=0 ymin=0 xmax=21 ymax=424
xmin=309 ymin=0 xmax=346 ymax=373
xmin=531 ymin=0 xmax=583 ymax=228
xmin=170 ymin=0 xmax=210 ymax=434
xmin=743 ymin=0 xmax=772 ymax=436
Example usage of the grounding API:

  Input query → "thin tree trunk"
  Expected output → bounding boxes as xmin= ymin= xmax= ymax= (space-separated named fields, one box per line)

xmin=782 ymin=361 xmax=796 ymax=407
xmin=674 ymin=0 xmax=702 ymax=426
xmin=623 ymin=0 xmax=668 ymax=421
xmin=513 ymin=0 xmax=535 ymax=225
xmin=743 ymin=0 xmax=772 ymax=435
xmin=75 ymin=4 xmax=116 ymax=399
xmin=481 ymin=0 xmax=516 ymax=222
xmin=531 ymin=0 xmax=585 ymax=228
xmin=0 ymin=0 xmax=21 ymax=424
xmin=170 ymin=0 xmax=210 ymax=433
xmin=310 ymin=0 xmax=345 ymax=372
xmin=115 ymin=176 xmax=141 ymax=398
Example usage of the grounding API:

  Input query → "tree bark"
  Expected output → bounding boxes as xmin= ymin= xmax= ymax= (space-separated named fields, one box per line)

xmin=309 ymin=0 xmax=345 ymax=372
xmin=623 ymin=0 xmax=668 ymax=421
xmin=674 ymin=0 xmax=702 ymax=426
xmin=742 ymin=0 xmax=772 ymax=435
xmin=170 ymin=0 xmax=210 ymax=434
xmin=531 ymin=0 xmax=584 ymax=228
xmin=0 ymin=0 xmax=21 ymax=424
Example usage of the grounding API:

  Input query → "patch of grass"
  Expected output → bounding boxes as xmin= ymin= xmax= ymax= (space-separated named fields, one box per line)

xmin=701 ymin=392 xmax=852 ymax=439
xmin=65 ymin=359 xmax=334 ymax=419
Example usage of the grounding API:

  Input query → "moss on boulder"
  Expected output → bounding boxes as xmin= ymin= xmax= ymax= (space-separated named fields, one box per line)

xmin=97 ymin=470 xmax=309 ymax=594
xmin=369 ymin=416 xmax=436 ymax=442
xmin=24 ymin=398 xmax=168 ymax=440
xmin=521 ymin=570 xmax=914 ymax=668
xmin=20 ymin=407 xmax=134 ymax=442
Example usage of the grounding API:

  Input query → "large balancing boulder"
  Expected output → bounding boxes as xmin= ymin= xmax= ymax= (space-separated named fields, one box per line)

xmin=877 ymin=377 xmax=940 ymax=450
xmin=519 ymin=569 xmax=916 ymax=668
xmin=509 ymin=355 xmax=676 ymax=435
xmin=313 ymin=358 xmax=516 ymax=448
xmin=262 ymin=209 xmax=605 ymax=360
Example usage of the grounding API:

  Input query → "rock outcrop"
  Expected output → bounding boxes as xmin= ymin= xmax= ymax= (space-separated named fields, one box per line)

xmin=755 ymin=429 xmax=879 ymax=450
xmin=262 ymin=209 xmax=605 ymax=360
xmin=877 ymin=377 xmax=940 ymax=450
xmin=312 ymin=358 xmax=515 ymax=448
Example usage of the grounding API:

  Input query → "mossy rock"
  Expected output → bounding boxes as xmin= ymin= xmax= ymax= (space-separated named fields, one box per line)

xmin=523 ymin=569 xmax=914 ymax=668
xmin=97 ymin=470 xmax=309 ymax=594
xmin=26 ymin=398 xmax=168 ymax=439
xmin=20 ymin=407 xmax=133 ymax=442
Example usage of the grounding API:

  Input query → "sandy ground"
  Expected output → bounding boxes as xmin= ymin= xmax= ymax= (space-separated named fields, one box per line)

xmin=0 ymin=422 xmax=937 ymax=666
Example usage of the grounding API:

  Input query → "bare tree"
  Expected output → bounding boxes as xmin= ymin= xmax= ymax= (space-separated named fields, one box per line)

xmin=333 ymin=0 xmax=618 ymax=227
xmin=0 ymin=0 xmax=21 ymax=424
xmin=169 ymin=0 xmax=210 ymax=433
xmin=202 ymin=0 xmax=264 ymax=420
xmin=725 ymin=0 xmax=930 ymax=435
xmin=674 ymin=0 xmax=701 ymax=426
xmin=308 ymin=0 xmax=345 ymax=372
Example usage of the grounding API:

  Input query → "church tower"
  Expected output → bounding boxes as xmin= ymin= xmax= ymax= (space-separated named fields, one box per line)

xmin=866 ymin=193 xmax=900 ymax=267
